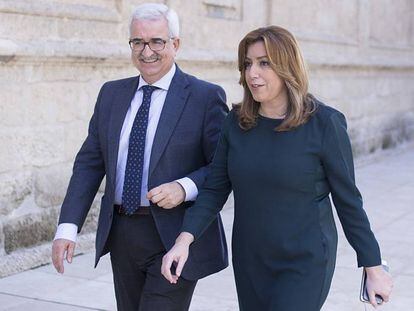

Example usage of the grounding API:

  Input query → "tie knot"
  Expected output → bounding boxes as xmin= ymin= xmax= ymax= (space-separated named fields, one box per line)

xmin=141 ymin=85 xmax=158 ymax=97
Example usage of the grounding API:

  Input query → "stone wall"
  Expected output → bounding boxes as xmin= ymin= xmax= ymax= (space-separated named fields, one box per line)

xmin=0 ymin=0 xmax=413 ymax=277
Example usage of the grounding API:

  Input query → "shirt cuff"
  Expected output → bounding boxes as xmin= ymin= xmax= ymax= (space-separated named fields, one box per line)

xmin=176 ymin=177 xmax=198 ymax=201
xmin=54 ymin=223 xmax=78 ymax=243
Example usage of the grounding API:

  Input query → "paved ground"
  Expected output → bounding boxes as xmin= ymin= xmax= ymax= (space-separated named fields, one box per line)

xmin=1 ymin=143 xmax=413 ymax=310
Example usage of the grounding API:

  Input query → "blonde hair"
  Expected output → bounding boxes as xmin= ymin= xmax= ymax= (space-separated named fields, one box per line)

xmin=236 ymin=25 xmax=317 ymax=131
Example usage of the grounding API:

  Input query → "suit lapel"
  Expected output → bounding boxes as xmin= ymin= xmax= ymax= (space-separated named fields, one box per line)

xmin=107 ymin=76 xmax=139 ymax=187
xmin=149 ymin=67 xmax=190 ymax=178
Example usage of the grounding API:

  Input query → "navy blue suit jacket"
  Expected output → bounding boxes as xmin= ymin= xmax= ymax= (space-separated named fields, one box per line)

xmin=59 ymin=66 xmax=229 ymax=280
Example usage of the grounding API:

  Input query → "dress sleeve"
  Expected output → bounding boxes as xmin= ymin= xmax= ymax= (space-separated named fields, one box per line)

xmin=321 ymin=112 xmax=381 ymax=267
xmin=181 ymin=113 xmax=233 ymax=239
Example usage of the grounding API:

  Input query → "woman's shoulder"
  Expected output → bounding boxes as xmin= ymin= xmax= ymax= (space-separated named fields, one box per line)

xmin=312 ymin=99 xmax=346 ymax=125
xmin=313 ymin=99 xmax=343 ymax=117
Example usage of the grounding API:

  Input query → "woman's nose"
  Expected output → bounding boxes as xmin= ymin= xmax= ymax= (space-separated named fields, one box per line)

xmin=247 ymin=64 xmax=259 ymax=79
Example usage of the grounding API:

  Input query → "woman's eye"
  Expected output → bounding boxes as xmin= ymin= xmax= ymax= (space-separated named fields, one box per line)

xmin=244 ymin=62 xmax=252 ymax=68
xmin=260 ymin=60 xmax=270 ymax=66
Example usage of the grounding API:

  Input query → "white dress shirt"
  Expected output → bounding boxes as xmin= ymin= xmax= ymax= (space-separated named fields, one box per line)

xmin=54 ymin=64 xmax=198 ymax=242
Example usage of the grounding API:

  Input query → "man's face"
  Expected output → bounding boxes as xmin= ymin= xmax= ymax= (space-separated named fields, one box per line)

xmin=130 ymin=18 xmax=179 ymax=84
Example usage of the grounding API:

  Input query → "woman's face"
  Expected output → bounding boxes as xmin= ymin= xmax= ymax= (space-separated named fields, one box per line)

xmin=244 ymin=41 xmax=287 ymax=107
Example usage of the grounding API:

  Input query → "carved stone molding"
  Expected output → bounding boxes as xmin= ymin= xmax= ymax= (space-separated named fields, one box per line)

xmin=202 ymin=0 xmax=242 ymax=20
xmin=270 ymin=0 xmax=360 ymax=46
xmin=368 ymin=0 xmax=413 ymax=50
xmin=0 ymin=0 xmax=121 ymax=22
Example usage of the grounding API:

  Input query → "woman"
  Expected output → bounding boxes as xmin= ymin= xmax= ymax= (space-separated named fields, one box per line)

xmin=161 ymin=26 xmax=393 ymax=310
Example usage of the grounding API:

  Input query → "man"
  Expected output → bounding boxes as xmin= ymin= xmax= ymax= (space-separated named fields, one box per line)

xmin=52 ymin=3 xmax=229 ymax=310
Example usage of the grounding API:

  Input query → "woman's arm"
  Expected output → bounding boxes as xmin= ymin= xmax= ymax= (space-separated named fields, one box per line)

xmin=321 ymin=111 xmax=393 ymax=306
xmin=321 ymin=111 xmax=381 ymax=266
xmin=161 ymin=112 xmax=234 ymax=282
xmin=161 ymin=232 xmax=194 ymax=283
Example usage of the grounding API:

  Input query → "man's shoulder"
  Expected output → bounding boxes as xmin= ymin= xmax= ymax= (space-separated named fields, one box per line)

xmin=101 ymin=76 xmax=139 ymax=90
xmin=181 ymin=71 xmax=223 ymax=93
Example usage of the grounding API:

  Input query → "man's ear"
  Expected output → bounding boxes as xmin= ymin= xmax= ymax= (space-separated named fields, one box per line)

xmin=173 ymin=37 xmax=180 ymax=52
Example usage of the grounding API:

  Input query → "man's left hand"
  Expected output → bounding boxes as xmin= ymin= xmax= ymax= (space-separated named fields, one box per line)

xmin=147 ymin=182 xmax=185 ymax=209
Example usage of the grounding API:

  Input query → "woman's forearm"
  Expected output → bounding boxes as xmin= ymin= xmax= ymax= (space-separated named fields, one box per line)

xmin=175 ymin=232 xmax=195 ymax=245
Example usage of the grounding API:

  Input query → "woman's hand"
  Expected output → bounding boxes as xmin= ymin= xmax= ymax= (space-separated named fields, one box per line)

xmin=365 ymin=265 xmax=393 ymax=308
xmin=161 ymin=232 xmax=194 ymax=284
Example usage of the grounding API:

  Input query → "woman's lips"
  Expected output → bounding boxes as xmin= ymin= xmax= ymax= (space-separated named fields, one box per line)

xmin=249 ymin=83 xmax=264 ymax=90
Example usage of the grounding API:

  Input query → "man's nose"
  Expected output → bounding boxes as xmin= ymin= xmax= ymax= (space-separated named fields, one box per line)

xmin=140 ymin=44 xmax=155 ymax=57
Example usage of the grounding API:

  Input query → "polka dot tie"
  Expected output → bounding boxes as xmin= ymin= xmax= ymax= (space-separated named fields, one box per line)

xmin=122 ymin=85 xmax=158 ymax=215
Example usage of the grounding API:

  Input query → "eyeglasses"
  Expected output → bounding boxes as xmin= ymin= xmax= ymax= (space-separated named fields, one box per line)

xmin=128 ymin=38 xmax=172 ymax=52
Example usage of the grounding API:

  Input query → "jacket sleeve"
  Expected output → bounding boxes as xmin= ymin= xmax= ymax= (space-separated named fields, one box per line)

xmin=58 ymin=84 xmax=107 ymax=232
xmin=321 ymin=112 xmax=381 ymax=267
xmin=185 ymin=85 xmax=229 ymax=189
xmin=181 ymin=112 xmax=233 ymax=239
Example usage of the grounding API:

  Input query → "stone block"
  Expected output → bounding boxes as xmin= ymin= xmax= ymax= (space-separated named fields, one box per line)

xmin=98 ymin=178 xmax=106 ymax=193
xmin=177 ymin=0 xmax=266 ymax=53
xmin=23 ymin=82 xmax=91 ymax=126
xmin=270 ymin=0 xmax=359 ymax=44
xmin=0 ymin=129 xmax=25 ymax=173
xmin=63 ymin=120 xmax=89 ymax=162
xmin=369 ymin=0 xmax=413 ymax=48
xmin=33 ymin=164 xmax=72 ymax=208
xmin=0 ymin=0 xmax=120 ymax=41
xmin=0 ymin=12 xmax=59 ymax=41
xmin=56 ymin=86 xmax=96 ymax=124
xmin=0 ymin=221 xmax=5 ymax=256
xmin=3 ymin=207 xmax=59 ymax=253
xmin=24 ymin=86 xmax=60 ymax=126
xmin=22 ymin=62 xmax=91 ymax=83
xmin=0 ymin=231 xmax=95 ymax=278
xmin=0 ymin=81 xmax=31 ymax=126
xmin=382 ymin=112 xmax=414 ymax=147
xmin=402 ymin=113 xmax=414 ymax=141
xmin=0 ymin=170 xmax=33 ymax=215
xmin=202 ymin=0 xmax=243 ymax=20
xmin=67 ymin=0 xmax=116 ymax=8
xmin=0 ymin=125 xmax=65 ymax=172
xmin=349 ymin=111 xmax=414 ymax=157
xmin=56 ymin=18 xmax=122 ymax=42
xmin=29 ymin=125 xmax=66 ymax=166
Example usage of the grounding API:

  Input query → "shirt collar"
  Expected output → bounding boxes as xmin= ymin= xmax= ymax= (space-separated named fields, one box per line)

xmin=138 ymin=63 xmax=176 ymax=91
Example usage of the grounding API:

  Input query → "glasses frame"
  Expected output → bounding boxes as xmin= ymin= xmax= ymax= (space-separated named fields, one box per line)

xmin=128 ymin=38 xmax=173 ymax=52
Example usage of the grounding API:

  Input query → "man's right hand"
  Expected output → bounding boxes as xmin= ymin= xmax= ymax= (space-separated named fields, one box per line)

xmin=52 ymin=239 xmax=76 ymax=274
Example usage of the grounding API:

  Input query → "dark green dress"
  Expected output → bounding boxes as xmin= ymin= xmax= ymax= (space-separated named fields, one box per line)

xmin=182 ymin=103 xmax=381 ymax=310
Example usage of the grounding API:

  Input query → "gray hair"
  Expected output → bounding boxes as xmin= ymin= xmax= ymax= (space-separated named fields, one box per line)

xmin=130 ymin=3 xmax=180 ymax=38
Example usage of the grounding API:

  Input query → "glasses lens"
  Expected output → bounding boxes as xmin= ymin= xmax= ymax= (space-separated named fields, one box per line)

xmin=149 ymin=39 xmax=165 ymax=51
xmin=129 ymin=39 xmax=143 ymax=50
xmin=129 ymin=39 xmax=167 ymax=51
